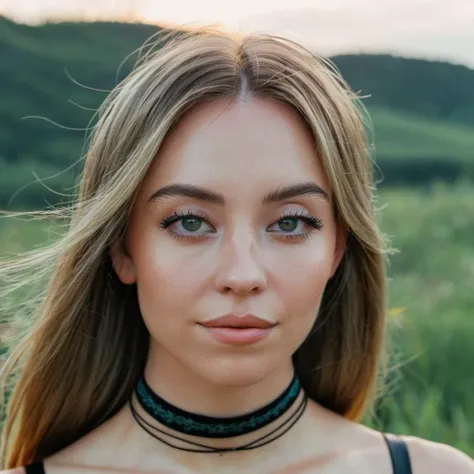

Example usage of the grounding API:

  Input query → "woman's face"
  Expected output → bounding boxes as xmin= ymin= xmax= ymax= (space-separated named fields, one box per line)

xmin=112 ymin=97 xmax=345 ymax=387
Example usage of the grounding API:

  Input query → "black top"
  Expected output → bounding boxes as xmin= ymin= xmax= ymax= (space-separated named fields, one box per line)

xmin=24 ymin=463 xmax=45 ymax=474
xmin=383 ymin=433 xmax=413 ymax=474
xmin=24 ymin=433 xmax=412 ymax=474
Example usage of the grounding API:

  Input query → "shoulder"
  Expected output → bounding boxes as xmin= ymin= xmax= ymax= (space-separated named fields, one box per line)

xmin=403 ymin=435 xmax=474 ymax=474
xmin=0 ymin=469 xmax=26 ymax=474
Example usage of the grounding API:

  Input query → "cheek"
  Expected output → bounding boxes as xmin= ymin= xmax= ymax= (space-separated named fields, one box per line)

xmin=130 ymin=232 xmax=208 ymax=331
xmin=271 ymin=239 xmax=334 ymax=326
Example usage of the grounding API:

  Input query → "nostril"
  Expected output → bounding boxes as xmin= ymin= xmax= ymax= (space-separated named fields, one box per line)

xmin=222 ymin=284 xmax=262 ymax=295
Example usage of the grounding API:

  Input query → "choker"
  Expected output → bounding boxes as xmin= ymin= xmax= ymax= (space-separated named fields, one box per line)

xmin=129 ymin=373 xmax=308 ymax=453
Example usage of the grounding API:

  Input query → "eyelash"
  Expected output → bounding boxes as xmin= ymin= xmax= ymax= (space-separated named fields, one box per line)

xmin=277 ymin=210 xmax=324 ymax=238
xmin=159 ymin=210 xmax=324 ymax=241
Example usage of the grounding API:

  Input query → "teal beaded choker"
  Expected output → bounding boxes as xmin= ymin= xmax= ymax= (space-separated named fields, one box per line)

xmin=133 ymin=373 xmax=303 ymax=439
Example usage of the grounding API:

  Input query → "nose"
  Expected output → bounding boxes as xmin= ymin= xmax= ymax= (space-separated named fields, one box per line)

xmin=214 ymin=232 xmax=267 ymax=295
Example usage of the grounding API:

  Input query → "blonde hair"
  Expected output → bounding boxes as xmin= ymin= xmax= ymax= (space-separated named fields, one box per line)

xmin=0 ymin=26 xmax=388 ymax=468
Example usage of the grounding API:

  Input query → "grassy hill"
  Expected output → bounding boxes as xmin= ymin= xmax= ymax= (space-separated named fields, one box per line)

xmin=1 ymin=16 xmax=473 ymax=208
xmin=367 ymin=106 xmax=474 ymax=184
xmin=332 ymin=54 xmax=474 ymax=125
xmin=369 ymin=107 xmax=474 ymax=160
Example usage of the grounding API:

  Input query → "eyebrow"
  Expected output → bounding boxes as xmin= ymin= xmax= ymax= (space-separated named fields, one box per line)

xmin=147 ymin=181 xmax=330 ymax=205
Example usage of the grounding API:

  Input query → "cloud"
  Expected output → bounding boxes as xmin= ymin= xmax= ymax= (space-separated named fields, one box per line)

xmin=2 ymin=0 xmax=474 ymax=67
xmin=238 ymin=2 xmax=474 ymax=67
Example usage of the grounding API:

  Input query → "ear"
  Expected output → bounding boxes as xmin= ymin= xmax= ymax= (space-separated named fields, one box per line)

xmin=110 ymin=239 xmax=137 ymax=285
xmin=329 ymin=223 xmax=348 ymax=278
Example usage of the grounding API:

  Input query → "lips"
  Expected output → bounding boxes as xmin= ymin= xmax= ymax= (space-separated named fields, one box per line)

xmin=198 ymin=314 xmax=276 ymax=345
xmin=199 ymin=314 xmax=275 ymax=329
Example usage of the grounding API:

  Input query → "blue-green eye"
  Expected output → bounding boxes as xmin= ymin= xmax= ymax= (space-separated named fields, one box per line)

xmin=276 ymin=217 xmax=301 ymax=233
xmin=180 ymin=216 xmax=205 ymax=232
xmin=160 ymin=210 xmax=323 ymax=242
xmin=268 ymin=212 xmax=324 ymax=235
xmin=160 ymin=211 xmax=214 ymax=236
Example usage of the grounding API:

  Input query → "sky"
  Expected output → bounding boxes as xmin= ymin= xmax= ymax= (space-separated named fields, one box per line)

xmin=2 ymin=0 xmax=474 ymax=68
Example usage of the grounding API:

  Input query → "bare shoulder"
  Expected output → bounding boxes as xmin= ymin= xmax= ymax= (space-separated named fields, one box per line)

xmin=0 ymin=469 xmax=26 ymax=474
xmin=403 ymin=435 xmax=474 ymax=473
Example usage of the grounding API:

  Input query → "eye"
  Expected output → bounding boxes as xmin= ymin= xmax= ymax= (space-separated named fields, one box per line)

xmin=275 ymin=217 xmax=305 ymax=233
xmin=179 ymin=216 xmax=208 ymax=233
xmin=267 ymin=211 xmax=323 ymax=238
xmin=160 ymin=211 xmax=215 ymax=237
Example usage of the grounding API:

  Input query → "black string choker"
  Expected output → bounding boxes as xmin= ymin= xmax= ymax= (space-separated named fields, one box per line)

xmin=130 ymin=373 xmax=308 ymax=453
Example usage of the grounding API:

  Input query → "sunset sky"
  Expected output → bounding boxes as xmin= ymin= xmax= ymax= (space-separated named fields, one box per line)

xmin=2 ymin=0 xmax=474 ymax=67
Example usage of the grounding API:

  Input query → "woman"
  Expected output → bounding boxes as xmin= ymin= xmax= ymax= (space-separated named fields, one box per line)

xmin=1 ymin=27 xmax=473 ymax=474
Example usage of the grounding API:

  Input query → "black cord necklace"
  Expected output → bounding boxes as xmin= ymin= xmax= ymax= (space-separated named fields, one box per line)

xmin=129 ymin=374 xmax=308 ymax=453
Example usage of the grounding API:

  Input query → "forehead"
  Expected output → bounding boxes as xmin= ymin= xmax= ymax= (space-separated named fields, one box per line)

xmin=141 ymin=98 xmax=330 ymax=198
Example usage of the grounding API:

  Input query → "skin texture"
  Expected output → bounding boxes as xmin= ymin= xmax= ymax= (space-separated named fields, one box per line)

xmin=7 ymin=97 xmax=474 ymax=473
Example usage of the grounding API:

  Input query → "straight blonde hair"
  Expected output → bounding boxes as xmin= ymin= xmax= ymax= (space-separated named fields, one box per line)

xmin=0 ymin=26 xmax=389 ymax=469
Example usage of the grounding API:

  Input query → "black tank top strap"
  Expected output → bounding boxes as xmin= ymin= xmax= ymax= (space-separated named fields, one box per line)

xmin=383 ymin=433 xmax=413 ymax=474
xmin=24 ymin=461 xmax=46 ymax=474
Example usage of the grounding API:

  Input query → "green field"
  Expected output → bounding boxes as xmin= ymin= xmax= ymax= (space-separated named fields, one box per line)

xmin=1 ymin=184 xmax=473 ymax=456
xmin=368 ymin=106 xmax=474 ymax=161
xmin=365 ymin=183 xmax=474 ymax=457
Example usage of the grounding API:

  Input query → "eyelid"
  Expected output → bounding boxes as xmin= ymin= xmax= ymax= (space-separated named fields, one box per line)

xmin=280 ymin=209 xmax=324 ymax=228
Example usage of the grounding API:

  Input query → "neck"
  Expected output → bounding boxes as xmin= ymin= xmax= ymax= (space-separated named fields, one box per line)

xmin=143 ymin=343 xmax=296 ymax=418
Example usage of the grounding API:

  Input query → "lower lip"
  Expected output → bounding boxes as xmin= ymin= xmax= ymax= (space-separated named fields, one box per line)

xmin=200 ymin=326 xmax=273 ymax=345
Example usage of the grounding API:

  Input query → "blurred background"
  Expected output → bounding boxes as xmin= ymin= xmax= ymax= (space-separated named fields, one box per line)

xmin=0 ymin=0 xmax=473 ymax=456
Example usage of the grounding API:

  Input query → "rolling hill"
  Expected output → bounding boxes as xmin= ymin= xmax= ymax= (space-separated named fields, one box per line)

xmin=1 ymin=16 xmax=473 ymax=207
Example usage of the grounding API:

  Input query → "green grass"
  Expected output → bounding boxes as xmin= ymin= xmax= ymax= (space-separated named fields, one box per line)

xmin=1 ymin=184 xmax=473 ymax=456
xmin=365 ymin=183 xmax=474 ymax=455
xmin=0 ymin=216 xmax=63 ymax=255
xmin=368 ymin=106 xmax=474 ymax=162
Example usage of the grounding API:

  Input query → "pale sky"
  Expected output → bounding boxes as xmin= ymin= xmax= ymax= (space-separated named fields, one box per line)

xmin=2 ymin=0 xmax=474 ymax=68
